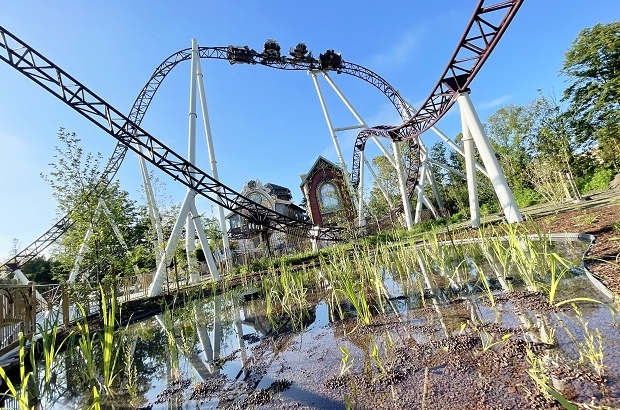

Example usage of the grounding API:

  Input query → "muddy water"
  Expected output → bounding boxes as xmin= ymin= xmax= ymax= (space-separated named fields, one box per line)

xmin=19 ymin=239 xmax=620 ymax=409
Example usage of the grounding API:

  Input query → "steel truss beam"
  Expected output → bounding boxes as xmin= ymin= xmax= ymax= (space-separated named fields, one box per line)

xmin=0 ymin=30 xmax=423 ymax=270
xmin=351 ymin=0 xmax=523 ymax=197
xmin=0 ymin=0 xmax=522 ymax=269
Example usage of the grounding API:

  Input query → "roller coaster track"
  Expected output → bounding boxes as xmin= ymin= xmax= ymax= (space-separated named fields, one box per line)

xmin=0 ymin=0 xmax=523 ymax=271
xmin=0 ymin=31 xmax=420 ymax=271
xmin=351 ymin=0 xmax=524 ymax=190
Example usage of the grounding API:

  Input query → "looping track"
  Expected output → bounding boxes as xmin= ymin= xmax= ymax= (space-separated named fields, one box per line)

xmin=0 ymin=0 xmax=523 ymax=271
xmin=351 ymin=0 xmax=523 ymax=194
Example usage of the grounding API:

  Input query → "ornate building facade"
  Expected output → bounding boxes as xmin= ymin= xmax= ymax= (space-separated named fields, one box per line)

xmin=299 ymin=156 xmax=355 ymax=227
xmin=226 ymin=180 xmax=308 ymax=258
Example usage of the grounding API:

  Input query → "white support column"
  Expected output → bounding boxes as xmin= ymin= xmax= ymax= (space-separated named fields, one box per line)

xmin=459 ymin=106 xmax=480 ymax=228
xmin=311 ymin=71 xmax=409 ymax=221
xmin=195 ymin=40 xmax=231 ymax=266
xmin=426 ymin=166 xmax=444 ymax=211
xmin=309 ymin=72 xmax=351 ymax=188
xmin=148 ymin=190 xmax=196 ymax=297
xmin=12 ymin=269 xmax=46 ymax=306
xmin=309 ymin=226 xmax=319 ymax=252
xmin=392 ymin=140 xmax=413 ymax=229
xmin=68 ymin=224 xmax=94 ymax=283
xmin=414 ymin=150 xmax=428 ymax=224
xmin=186 ymin=39 xmax=200 ymax=283
xmin=430 ymin=126 xmax=489 ymax=178
xmin=457 ymin=92 xmax=522 ymax=223
xmin=415 ymin=186 xmax=439 ymax=219
xmin=403 ymin=98 xmax=488 ymax=181
xmin=363 ymin=156 xmax=394 ymax=210
xmin=429 ymin=159 xmax=467 ymax=180
xmin=357 ymin=150 xmax=366 ymax=227
xmin=190 ymin=202 xmax=220 ymax=281
xmin=321 ymin=72 xmax=396 ymax=168
xmin=324 ymin=71 xmax=412 ymax=226
xmin=310 ymin=71 xmax=361 ymax=221
xmin=213 ymin=295 xmax=222 ymax=360
xmin=195 ymin=307 xmax=215 ymax=373
xmin=186 ymin=214 xmax=198 ymax=283
xmin=232 ymin=298 xmax=249 ymax=369
xmin=138 ymin=148 xmax=164 ymax=266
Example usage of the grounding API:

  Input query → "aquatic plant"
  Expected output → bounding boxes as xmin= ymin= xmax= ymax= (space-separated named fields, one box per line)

xmin=479 ymin=331 xmax=511 ymax=351
xmin=37 ymin=310 xmax=72 ymax=386
xmin=547 ymin=252 xmax=570 ymax=305
xmin=260 ymin=263 xmax=311 ymax=331
xmin=0 ymin=333 xmax=34 ymax=410
xmin=89 ymin=385 xmax=101 ymax=410
xmin=161 ymin=306 xmax=180 ymax=375
xmin=563 ymin=305 xmax=606 ymax=379
xmin=317 ymin=246 xmax=373 ymax=326
xmin=99 ymin=286 xmax=121 ymax=390
xmin=506 ymin=225 xmax=541 ymax=292
xmin=337 ymin=278 xmax=372 ymax=326
xmin=370 ymin=344 xmax=386 ymax=376
xmin=525 ymin=348 xmax=578 ymax=410
xmin=122 ymin=337 xmax=139 ymax=406
xmin=469 ymin=259 xmax=495 ymax=307
xmin=75 ymin=303 xmax=98 ymax=386
xmin=339 ymin=346 xmax=354 ymax=376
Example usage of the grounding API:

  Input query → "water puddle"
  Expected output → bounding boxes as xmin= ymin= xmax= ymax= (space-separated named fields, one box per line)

xmin=2 ymin=236 xmax=619 ymax=409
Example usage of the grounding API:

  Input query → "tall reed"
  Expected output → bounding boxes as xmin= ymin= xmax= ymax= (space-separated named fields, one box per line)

xmin=98 ymin=286 xmax=120 ymax=390
xmin=37 ymin=310 xmax=72 ymax=388
xmin=75 ymin=303 xmax=98 ymax=386
xmin=0 ymin=332 xmax=34 ymax=410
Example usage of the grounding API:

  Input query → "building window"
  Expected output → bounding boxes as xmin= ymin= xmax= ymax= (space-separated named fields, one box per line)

xmin=318 ymin=182 xmax=341 ymax=212
xmin=247 ymin=191 xmax=272 ymax=209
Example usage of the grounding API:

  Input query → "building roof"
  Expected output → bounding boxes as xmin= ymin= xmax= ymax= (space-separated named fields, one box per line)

xmin=299 ymin=156 xmax=343 ymax=186
xmin=264 ymin=183 xmax=292 ymax=201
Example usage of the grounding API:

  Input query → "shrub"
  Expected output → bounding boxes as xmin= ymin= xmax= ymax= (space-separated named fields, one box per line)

xmin=581 ymin=168 xmax=614 ymax=193
xmin=513 ymin=188 xmax=541 ymax=208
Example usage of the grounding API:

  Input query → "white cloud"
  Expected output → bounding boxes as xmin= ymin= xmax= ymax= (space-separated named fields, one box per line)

xmin=476 ymin=95 xmax=513 ymax=111
xmin=369 ymin=29 xmax=422 ymax=69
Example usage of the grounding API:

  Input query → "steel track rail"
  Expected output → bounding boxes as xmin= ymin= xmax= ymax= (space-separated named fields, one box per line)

xmin=0 ymin=26 xmax=343 ymax=265
xmin=0 ymin=0 xmax=523 ymax=269
xmin=351 ymin=0 xmax=524 ymax=189
xmin=0 ymin=36 xmax=420 ymax=270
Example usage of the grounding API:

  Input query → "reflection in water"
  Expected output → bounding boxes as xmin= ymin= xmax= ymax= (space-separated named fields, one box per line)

xmin=9 ymin=237 xmax=619 ymax=409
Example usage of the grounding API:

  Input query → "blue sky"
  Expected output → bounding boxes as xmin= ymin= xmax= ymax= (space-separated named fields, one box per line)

xmin=1 ymin=0 xmax=618 ymax=260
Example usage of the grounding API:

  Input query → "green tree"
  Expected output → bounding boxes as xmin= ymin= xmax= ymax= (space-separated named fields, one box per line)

xmin=21 ymin=256 xmax=60 ymax=284
xmin=42 ymin=128 xmax=144 ymax=282
xmin=366 ymin=154 xmax=401 ymax=218
xmin=428 ymin=141 xmax=468 ymax=215
xmin=485 ymin=103 xmax=537 ymax=194
xmin=562 ymin=21 xmax=620 ymax=171
xmin=201 ymin=215 xmax=224 ymax=252
xmin=525 ymin=94 xmax=582 ymax=201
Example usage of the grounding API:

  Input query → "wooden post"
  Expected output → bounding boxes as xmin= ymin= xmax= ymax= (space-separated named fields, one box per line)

xmin=143 ymin=272 xmax=148 ymax=297
xmin=174 ymin=257 xmax=180 ymax=292
xmin=62 ymin=284 xmax=69 ymax=328
xmin=28 ymin=284 xmax=36 ymax=334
